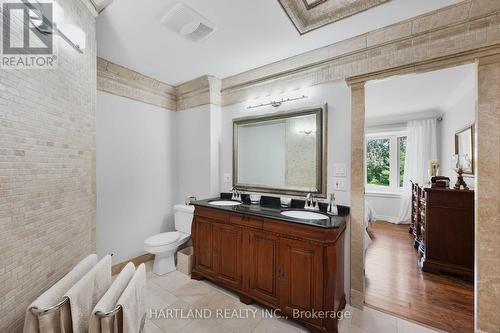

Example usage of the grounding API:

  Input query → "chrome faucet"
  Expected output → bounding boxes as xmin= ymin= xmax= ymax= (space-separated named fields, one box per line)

xmin=231 ymin=187 xmax=242 ymax=202
xmin=304 ymin=193 xmax=319 ymax=211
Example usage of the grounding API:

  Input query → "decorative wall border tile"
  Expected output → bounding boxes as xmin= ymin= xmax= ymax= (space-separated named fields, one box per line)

xmin=97 ymin=57 xmax=177 ymax=110
xmin=97 ymin=58 xmax=222 ymax=111
xmin=220 ymin=0 xmax=500 ymax=106
xmin=97 ymin=1 xmax=500 ymax=112
xmin=176 ymin=75 xmax=222 ymax=111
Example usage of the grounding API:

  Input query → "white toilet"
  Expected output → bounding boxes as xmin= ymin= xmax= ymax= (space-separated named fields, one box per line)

xmin=144 ymin=204 xmax=194 ymax=275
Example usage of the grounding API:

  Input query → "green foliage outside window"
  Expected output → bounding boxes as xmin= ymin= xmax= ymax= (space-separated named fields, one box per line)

xmin=366 ymin=139 xmax=390 ymax=186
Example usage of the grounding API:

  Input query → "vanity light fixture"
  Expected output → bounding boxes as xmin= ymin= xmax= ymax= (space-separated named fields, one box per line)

xmin=247 ymin=95 xmax=308 ymax=109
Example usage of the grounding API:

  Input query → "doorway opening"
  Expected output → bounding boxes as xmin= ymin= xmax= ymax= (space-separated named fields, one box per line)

xmin=362 ymin=63 xmax=476 ymax=333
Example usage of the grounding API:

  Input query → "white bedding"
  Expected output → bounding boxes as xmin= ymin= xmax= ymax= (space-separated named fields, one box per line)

xmin=364 ymin=200 xmax=376 ymax=251
xmin=365 ymin=200 xmax=376 ymax=227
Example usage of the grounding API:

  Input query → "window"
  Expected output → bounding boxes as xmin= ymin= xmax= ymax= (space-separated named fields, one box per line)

xmin=366 ymin=138 xmax=390 ymax=187
xmin=365 ymin=133 xmax=407 ymax=193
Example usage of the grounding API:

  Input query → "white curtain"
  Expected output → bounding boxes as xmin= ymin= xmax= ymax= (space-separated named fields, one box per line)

xmin=395 ymin=118 xmax=437 ymax=224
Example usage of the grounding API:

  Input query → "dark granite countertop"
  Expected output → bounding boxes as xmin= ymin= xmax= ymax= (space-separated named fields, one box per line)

xmin=191 ymin=193 xmax=349 ymax=229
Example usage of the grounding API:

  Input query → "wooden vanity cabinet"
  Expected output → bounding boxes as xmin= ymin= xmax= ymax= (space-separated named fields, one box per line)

xmin=192 ymin=214 xmax=243 ymax=287
xmin=279 ymin=238 xmax=324 ymax=326
xmin=193 ymin=216 xmax=216 ymax=277
xmin=247 ymin=230 xmax=280 ymax=306
xmin=214 ymin=223 xmax=242 ymax=288
xmin=191 ymin=206 xmax=346 ymax=333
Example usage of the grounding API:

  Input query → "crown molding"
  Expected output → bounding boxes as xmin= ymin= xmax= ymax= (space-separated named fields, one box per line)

xmin=278 ymin=0 xmax=390 ymax=34
xmin=96 ymin=59 xmax=222 ymax=111
xmin=97 ymin=57 xmax=177 ymax=110
xmin=176 ymin=76 xmax=222 ymax=111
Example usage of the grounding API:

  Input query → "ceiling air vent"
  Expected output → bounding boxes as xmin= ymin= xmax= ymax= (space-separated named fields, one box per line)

xmin=161 ymin=3 xmax=217 ymax=42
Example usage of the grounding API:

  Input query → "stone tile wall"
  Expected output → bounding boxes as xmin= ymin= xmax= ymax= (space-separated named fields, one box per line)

xmin=0 ymin=0 xmax=96 ymax=331
xmin=476 ymin=55 xmax=500 ymax=333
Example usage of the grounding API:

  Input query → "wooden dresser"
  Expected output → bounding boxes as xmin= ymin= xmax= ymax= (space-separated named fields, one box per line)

xmin=417 ymin=187 xmax=474 ymax=279
xmin=410 ymin=182 xmax=423 ymax=248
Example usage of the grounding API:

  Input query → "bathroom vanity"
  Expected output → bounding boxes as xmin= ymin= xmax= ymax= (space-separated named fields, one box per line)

xmin=190 ymin=195 xmax=348 ymax=333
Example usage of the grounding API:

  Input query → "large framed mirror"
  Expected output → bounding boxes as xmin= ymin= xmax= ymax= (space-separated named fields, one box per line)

xmin=455 ymin=124 xmax=475 ymax=175
xmin=233 ymin=105 xmax=327 ymax=197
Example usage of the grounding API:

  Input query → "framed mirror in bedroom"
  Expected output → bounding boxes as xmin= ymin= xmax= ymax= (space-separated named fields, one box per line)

xmin=455 ymin=124 xmax=475 ymax=175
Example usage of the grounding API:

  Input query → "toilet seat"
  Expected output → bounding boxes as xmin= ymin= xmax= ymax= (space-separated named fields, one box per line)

xmin=144 ymin=231 xmax=190 ymax=255
xmin=145 ymin=232 xmax=180 ymax=247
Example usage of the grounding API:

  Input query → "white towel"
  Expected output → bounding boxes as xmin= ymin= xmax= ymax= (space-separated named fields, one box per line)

xmin=89 ymin=262 xmax=136 ymax=333
xmin=23 ymin=254 xmax=98 ymax=333
xmin=117 ymin=263 xmax=146 ymax=333
xmin=64 ymin=255 xmax=112 ymax=333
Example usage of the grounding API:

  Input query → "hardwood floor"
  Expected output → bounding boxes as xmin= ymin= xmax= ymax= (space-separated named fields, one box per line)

xmin=365 ymin=221 xmax=474 ymax=333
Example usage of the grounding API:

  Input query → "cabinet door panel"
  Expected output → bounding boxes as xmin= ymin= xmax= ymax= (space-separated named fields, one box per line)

xmin=279 ymin=238 xmax=323 ymax=325
xmin=248 ymin=231 xmax=279 ymax=305
xmin=193 ymin=217 xmax=215 ymax=276
xmin=215 ymin=224 xmax=242 ymax=288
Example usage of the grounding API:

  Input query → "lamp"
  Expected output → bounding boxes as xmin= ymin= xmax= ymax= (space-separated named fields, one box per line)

xmin=452 ymin=154 xmax=469 ymax=190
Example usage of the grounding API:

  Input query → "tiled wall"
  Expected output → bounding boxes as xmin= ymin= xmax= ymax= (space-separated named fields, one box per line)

xmin=0 ymin=0 xmax=96 ymax=331
xmin=476 ymin=56 xmax=500 ymax=333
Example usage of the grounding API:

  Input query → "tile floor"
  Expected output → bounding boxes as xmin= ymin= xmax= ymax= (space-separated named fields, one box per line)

xmin=143 ymin=263 xmax=442 ymax=333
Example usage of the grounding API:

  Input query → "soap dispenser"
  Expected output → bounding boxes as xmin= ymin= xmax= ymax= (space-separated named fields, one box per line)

xmin=327 ymin=193 xmax=338 ymax=216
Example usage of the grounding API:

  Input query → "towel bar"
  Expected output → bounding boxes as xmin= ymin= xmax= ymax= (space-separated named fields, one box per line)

xmin=29 ymin=296 xmax=69 ymax=316
xmin=95 ymin=305 xmax=122 ymax=318
xmin=95 ymin=308 xmax=146 ymax=332
xmin=28 ymin=254 xmax=114 ymax=317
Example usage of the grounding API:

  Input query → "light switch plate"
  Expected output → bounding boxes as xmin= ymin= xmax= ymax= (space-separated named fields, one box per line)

xmin=223 ymin=173 xmax=231 ymax=183
xmin=333 ymin=164 xmax=347 ymax=177
xmin=333 ymin=177 xmax=347 ymax=191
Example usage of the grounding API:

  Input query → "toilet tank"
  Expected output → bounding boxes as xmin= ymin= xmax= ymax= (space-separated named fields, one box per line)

xmin=174 ymin=204 xmax=195 ymax=235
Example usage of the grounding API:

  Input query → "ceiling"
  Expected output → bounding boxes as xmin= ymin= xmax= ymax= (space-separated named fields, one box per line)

xmin=97 ymin=0 xmax=461 ymax=85
xmin=365 ymin=63 xmax=476 ymax=125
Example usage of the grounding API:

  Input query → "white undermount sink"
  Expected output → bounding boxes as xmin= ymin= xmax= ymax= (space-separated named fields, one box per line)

xmin=281 ymin=210 xmax=329 ymax=220
xmin=208 ymin=200 xmax=242 ymax=206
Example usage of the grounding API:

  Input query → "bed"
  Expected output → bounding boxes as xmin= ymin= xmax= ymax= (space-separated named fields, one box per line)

xmin=364 ymin=200 xmax=376 ymax=251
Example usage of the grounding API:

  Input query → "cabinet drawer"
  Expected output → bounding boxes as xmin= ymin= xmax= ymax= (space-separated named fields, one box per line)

xmin=195 ymin=207 xmax=230 ymax=222
xmin=229 ymin=214 xmax=264 ymax=229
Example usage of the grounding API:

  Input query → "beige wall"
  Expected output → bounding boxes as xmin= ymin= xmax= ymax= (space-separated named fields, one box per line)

xmin=0 ymin=0 xmax=97 ymax=331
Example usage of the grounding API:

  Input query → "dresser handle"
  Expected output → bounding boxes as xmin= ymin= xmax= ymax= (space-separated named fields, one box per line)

xmin=277 ymin=267 xmax=285 ymax=279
